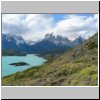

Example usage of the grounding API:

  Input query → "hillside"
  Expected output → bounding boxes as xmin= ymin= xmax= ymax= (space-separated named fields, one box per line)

xmin=2 ymin=33 xmax=98 ymax=86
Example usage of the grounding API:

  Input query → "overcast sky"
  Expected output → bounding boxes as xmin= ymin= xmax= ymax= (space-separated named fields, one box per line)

xmin=2 ymin=14 xmax=98 ymax=42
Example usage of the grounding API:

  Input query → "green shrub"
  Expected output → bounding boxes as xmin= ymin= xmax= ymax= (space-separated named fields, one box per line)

xmin=88 ymin=42 xmax=98 ymax=50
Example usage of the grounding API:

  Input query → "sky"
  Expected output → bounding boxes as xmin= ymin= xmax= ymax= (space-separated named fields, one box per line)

xmin=2 ymin=14 xmax=98 ymax=43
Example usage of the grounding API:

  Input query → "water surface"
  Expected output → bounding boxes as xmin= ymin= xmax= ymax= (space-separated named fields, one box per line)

xmin=2 ymin=54 xmax=46 ymax=77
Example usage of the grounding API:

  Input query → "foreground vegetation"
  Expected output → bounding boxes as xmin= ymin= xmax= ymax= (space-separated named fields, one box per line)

xmin=2 ymin=33 xmax=98 ymax=86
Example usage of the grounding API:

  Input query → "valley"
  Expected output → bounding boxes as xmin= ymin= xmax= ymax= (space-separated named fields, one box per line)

xmin=2 ymin=33 xmax=98 ymax=86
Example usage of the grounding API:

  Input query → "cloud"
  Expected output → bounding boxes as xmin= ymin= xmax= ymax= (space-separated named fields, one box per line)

xmin=2 ymin=14 xmax=54 ymax=42
xmin=52 ymin=14 xmax=98 ymax=40
xmin=2 ymin=14 xmax=98 ymax=43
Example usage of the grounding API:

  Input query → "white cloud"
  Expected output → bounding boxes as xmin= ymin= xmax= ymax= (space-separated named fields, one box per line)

xmin=52 ymin=14 xmax=98 ymax=41
xmin=2 ymin=14 xmax=98 ymax=43
xmin=2 ymin=14 xmax=54 ymax=42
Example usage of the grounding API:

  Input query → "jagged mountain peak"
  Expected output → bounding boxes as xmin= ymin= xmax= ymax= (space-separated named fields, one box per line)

xmin=43 ymin=33 xmax=83 ymax=46
xmin=2 ymin=33 xmax=25 ymax=46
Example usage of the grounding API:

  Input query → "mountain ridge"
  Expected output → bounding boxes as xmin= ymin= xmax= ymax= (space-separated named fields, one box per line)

xmin=2 ymin=33 xmax=84 ymax=55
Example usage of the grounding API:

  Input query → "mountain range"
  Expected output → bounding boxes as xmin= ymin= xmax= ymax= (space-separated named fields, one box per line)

xmin=2 ymin=33 xmax=84 ymax=55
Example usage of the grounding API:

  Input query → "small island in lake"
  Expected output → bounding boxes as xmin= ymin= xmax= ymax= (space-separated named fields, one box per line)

xmin=9 ymin=62 xmax=29 ymax=67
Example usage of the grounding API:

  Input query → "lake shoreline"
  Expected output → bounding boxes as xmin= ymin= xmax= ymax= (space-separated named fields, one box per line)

xmin=2 ymin=54 xmax=47 ymax=77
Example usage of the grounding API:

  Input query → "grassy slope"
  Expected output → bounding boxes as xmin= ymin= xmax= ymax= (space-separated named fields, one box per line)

xmin=2 ymin=33 xmax=98 ymax=86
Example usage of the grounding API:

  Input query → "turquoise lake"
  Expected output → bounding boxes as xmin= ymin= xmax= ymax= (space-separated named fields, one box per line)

xmin=2 ymin=54 xmax=46 ymax=77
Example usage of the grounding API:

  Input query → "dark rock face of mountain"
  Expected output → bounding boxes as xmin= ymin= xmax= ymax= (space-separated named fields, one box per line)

xmin=31 ymin=34 xmax=84 ymax=55
xmin=44 ymin=34 xmax=84 ymax=47
xmin=31 ymin=34 xmax=71 ymax=55
xmin=44 ymin=34 xmax=71 ymax=46
xmin=71 ymin=36 xmax=84 ymax=47
xmin=2 ymin=34 xmax=32 ymax=53
xmin=2 ymin=33 xmax=84 ymax=55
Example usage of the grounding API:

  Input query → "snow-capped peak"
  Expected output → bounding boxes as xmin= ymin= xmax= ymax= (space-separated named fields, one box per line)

xmin=2 ymin=33 xmax=25 ymax=46
xmin=43 ymin=33 xmax=71 ymax=46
